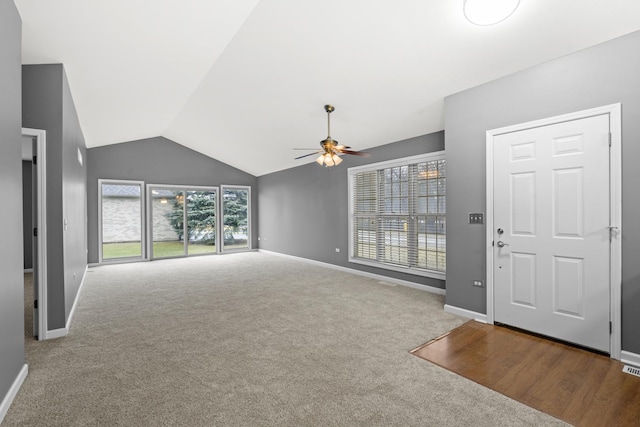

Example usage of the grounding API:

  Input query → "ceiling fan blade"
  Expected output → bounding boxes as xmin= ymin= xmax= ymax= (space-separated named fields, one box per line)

xmin=294 ymin=151 xmax=322 ymax=160
xmin=334 ymin=145 xmax=351 ymax=150
xmin=340 ymin=149 xmax=370 ymax=157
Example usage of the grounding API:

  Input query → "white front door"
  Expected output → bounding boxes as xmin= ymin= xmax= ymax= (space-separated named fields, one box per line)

xmin=492 ymin=113 xmax=611 ymax=353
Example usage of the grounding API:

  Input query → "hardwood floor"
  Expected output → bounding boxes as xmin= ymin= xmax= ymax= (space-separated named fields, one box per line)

xmin=411 ymin=321 xmax=640 ymax=427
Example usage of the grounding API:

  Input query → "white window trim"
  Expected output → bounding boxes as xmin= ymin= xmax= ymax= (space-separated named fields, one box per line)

xmin=348 ymin=151 xmax=446 ymax=280
xmin=146 ymin=184 xmax=220 ymax=259
xmin=221 ymin=185 xmax=252 ymax=252
xmin=98 ymin=179 xmax=146 ymax=264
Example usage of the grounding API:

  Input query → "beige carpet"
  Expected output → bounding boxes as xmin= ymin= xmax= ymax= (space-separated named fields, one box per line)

xmin=7 ymin=252 xmax=567 ymax=426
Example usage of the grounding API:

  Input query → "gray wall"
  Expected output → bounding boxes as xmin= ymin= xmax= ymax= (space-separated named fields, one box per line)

xmin=86 ymin=136 xmax=259 ymax=263
xmin=258 ymin=132 xmax=445 ymax=289
xmin=62 ymin=71 xmax=88 ymax=320
xmin=22 ymin=64 xmax=88 ymax=330
xmin=0 ymin=0 xmax=25 ymax=409
xmin=22 ymin=161 xmax=33 ymax=270
xmin=444 ymin=30 xmax=640 ymax=354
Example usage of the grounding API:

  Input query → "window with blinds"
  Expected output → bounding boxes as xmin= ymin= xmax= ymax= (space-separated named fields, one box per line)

xmin=348 ymin=152 xmax=446 ymax=279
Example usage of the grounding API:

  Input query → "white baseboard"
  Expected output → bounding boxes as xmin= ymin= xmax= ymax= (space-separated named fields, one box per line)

xmin=66 ymin=265 xmax=88 ymax=332
xmin=621 ymin=350 xmax=640 ymax=368
xmin=41 ymin=265 xmax=88 ymax=340
xmin=23 ymin=268 xmax=33 ymax=273
xmin=46 ymin=328 xmax=68 ymax=339
xmin=0 ymin=364 xmax=28 ymax=424
xmin=259 ymin=250 xmax=446 ymax=295
xmin=444 ymin=304 xmax=488 ymax=323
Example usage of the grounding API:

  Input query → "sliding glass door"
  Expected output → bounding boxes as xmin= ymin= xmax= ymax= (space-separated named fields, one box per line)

xmin=222 ymin=186 xmax=250 ymax=252
xmin=99 ymin=180 xmax=145 ymax=262
xmin=148 ymin=185 xmax=218 ymax=259
xmin=151 ymin=188 xmax=185 ymax=258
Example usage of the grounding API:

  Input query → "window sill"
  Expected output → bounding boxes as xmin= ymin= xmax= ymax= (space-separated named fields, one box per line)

xmin=349 ymin=257 xmax=446 ymax=281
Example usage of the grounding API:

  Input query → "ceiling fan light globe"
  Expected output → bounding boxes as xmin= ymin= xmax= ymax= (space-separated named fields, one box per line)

xmin=332 ymin=154 xmax=342 ymax=165
xmin=316 ymin=154 xmax=325 ymax=165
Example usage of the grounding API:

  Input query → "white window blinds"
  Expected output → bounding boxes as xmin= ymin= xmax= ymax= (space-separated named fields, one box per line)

xmin=348 ymin=152 xmax=446 ymax=279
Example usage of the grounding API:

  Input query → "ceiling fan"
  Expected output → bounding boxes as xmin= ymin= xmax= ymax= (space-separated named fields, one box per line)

xmin=294 ymin=104 xmax=369 ymax=167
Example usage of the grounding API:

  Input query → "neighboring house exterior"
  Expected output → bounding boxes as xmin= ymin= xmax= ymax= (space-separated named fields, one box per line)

xmin=101 ymin=185 xmax=178 ymax=243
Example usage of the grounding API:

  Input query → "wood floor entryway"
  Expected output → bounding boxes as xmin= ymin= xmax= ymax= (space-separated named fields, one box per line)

xmin=411 ymin=321 xmax=640 ymax=426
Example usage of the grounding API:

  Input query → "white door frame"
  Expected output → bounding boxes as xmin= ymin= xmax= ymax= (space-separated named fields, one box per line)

xmin=146 ymin=184 xmax=220 ymax=259
xmin=485 ymin=104 xmax=622 ymax=360
xmin=220 ymin=185 xmax=252 ymax=253
xmin=98 ymin=179 xmax=146 ymax=263
xmin=22 ymin=127 xmax=49 ymax=340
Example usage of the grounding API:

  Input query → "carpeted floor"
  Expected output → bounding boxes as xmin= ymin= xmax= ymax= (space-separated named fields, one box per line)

xmin=7 ymin=252 xmax=567 ymax=426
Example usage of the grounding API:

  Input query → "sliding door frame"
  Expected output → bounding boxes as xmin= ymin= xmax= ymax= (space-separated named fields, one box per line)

xmin=221 ymin=185 xmax=252 ymax=253
xmin=146 ymin=184 xmax=220 ymax=259
xmin=98 ymin=179 xmax=146 ymax=263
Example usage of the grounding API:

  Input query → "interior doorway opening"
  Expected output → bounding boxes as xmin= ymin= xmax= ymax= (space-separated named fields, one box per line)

xmin=21 ymin=128 xmax=48 ymax=340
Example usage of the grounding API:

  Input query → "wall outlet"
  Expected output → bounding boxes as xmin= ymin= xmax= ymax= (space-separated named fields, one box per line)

xmin=472 ymin=280 xmax=484 ymax=287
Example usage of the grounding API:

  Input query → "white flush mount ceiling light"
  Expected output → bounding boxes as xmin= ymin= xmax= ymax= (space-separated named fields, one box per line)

xmin=464 ymin=0 xmax=521 ymax=26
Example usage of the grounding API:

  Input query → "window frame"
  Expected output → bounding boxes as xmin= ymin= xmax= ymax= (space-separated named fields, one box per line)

xmin=146 ymin=184 xmax=220 ymax=259
xmin=348 ymin=151 xmax=446 ymax=280
xmin=221 ymin=185 xmax=252 ymax=253
xmin=98 ymin=179 xmax=146 ymax=264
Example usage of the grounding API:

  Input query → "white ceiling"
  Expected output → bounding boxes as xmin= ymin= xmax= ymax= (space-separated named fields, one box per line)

xmin=15 ymin=0 xmax=640 ymax=176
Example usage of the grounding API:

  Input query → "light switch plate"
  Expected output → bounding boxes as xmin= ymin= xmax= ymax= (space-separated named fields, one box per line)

xmin=469 ymin=213 xmax=484 ymax=224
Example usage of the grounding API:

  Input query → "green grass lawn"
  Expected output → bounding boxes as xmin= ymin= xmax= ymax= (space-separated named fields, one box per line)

xmin=102 ymin=240 xmax=248 ymax=259
xmin=103 ymin=241 xmax=216 ymax=259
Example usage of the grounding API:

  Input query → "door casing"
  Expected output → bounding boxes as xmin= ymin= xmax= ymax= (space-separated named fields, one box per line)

xmin=485 ymin=104 xmax=622 ymax=360
xmin=22 ymin=128 xmax=49 ymax=340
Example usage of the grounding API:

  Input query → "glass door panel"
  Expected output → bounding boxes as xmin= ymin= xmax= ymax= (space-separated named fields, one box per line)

xmin=186 ymin=190 xmax=217 ymax=255
xmin=100 ymin=181 xmax=143 ymax=261
xmin=222 ymin=187 xmax=250 ymax=251
xmin=151 ymin=189 xmax=185 ymax=258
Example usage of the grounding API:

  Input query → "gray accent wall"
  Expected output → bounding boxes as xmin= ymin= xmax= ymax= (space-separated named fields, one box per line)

xmin=258 ymin=132 xmax=445 ymax=290
xmin=62 ymin=71 xmax=88 ymax=320
xmin=444 ymin=30 xmax=640 ymax=354
xmin=86 ymin=136 xmax=258 ymax=263
xmin=0 ymin=0 xmax=25 ymax=409
xmin=22 ymin=64 xmax=88 ymax=330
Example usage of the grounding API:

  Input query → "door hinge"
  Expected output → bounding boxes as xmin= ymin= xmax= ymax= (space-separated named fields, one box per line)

xmin=34 ymin=299 xmax=38 ymax=309
xmin=608 ymin=132 xmax=612 ymax=147
xmin=610 ymin=321 xmax=612 ymax=334
xmin=32 ymin=155 xmax=37 ymax=165
xmin=33 ymin=227 xmax=37 ymax=237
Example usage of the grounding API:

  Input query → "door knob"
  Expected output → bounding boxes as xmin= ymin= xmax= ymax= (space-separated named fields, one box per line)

xmin=497 ymin=241 xmax=509 ymax=248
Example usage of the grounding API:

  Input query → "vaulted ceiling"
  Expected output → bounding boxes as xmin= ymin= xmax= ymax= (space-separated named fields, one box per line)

xmin=15 ymin=0 xmax=640 ymax=176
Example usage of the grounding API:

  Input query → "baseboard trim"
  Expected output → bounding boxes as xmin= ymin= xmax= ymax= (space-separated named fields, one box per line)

xmin=0 ymin=364 xmax=28 ymax=424
xmin=46 ymin=328 xmax=68 ymax=339
xmin=66 ymin=265 xmax=88 ymax=332
xmin=41 ymin=266 xmax=88 ymax=340
xmin=444 ymin=304 xmax=488 ymax=323
xmin=23 ymin=268 xmax=33 ymax=273
xmin=259 ymin=250 xmax=446 ymax=295
xmin=621 ymin=350 xmax=640 ymax=368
